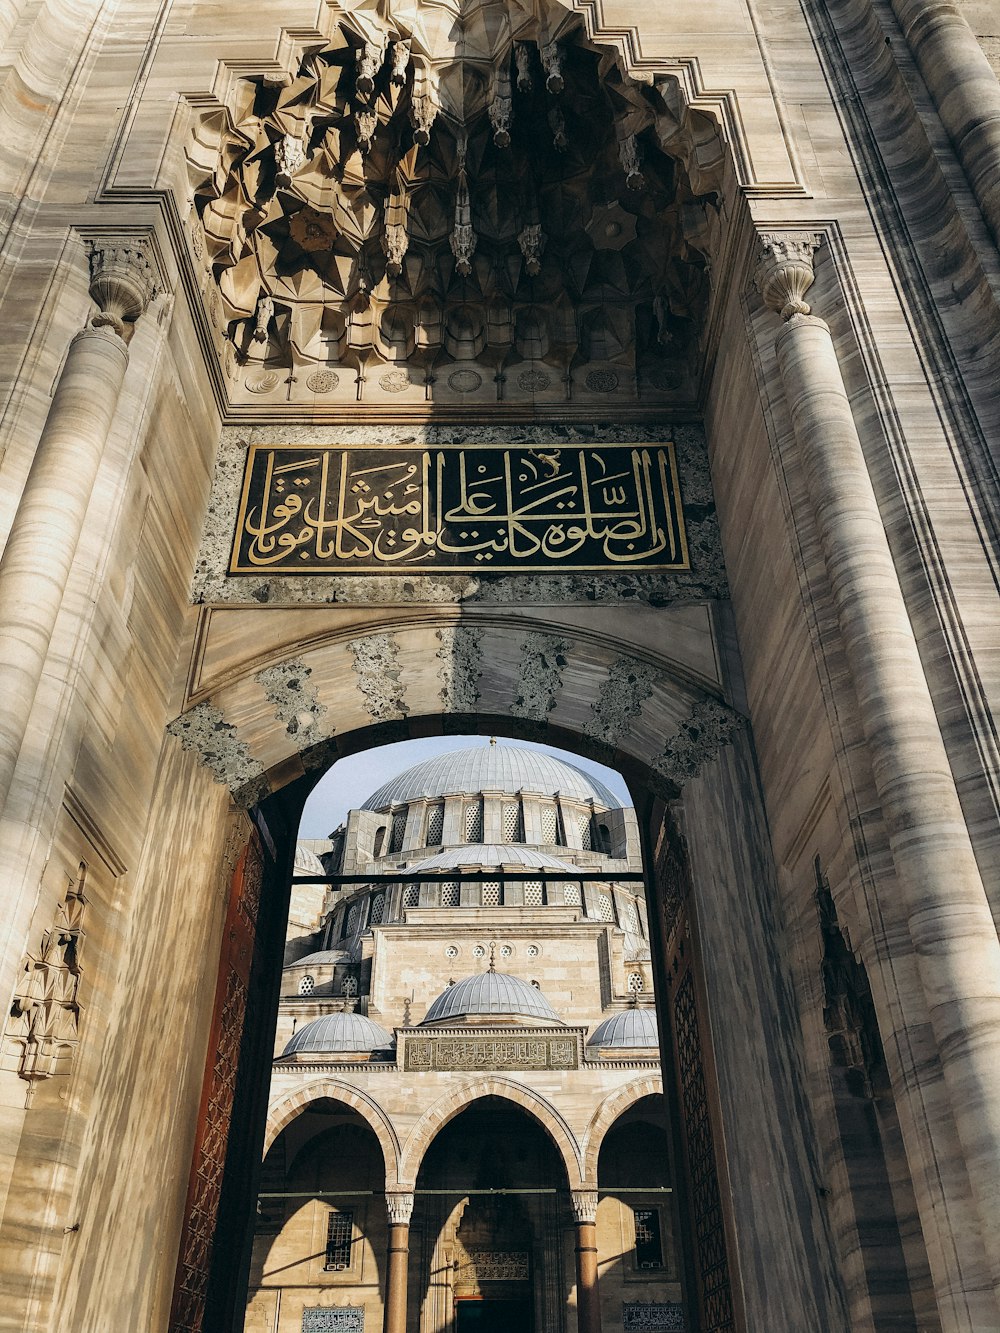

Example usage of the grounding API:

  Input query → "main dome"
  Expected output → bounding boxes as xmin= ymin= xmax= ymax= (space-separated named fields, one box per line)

xmin=421 ymin=972 xmax=562 ymax=1025
xmin=363 ymin=743 xmax=622 ymax=811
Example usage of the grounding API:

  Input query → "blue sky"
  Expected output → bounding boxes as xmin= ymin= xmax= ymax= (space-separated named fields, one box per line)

xmin=298 ymin=734 xmax=633 ymax=838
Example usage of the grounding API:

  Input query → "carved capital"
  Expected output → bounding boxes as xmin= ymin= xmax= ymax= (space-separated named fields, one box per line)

xmin=87 ymin=238 xmax=157 ymax=336
xmin=385 ymin=1191 xmax=414 ymax=1226
xmin=570 ymin=1189 xmax=599 ymax=1224
xmin=755 ymin=231 xmax=822 ymax=320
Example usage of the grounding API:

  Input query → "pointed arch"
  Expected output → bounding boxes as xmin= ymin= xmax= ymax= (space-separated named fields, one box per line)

xmin=581 ymin=1074 xmax=664 ymax=1183
xmin=264 ymin=1077 xmax=401 ymax=1188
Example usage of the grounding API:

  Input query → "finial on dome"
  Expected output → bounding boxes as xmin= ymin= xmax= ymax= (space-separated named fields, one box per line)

xmin=488 ymin=942 xmax=496 ymax=972
xmin=489 ymin=736 xmax=497 ymax=746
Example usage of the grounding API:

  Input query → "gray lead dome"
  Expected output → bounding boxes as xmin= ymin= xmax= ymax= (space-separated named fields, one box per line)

xmin=282 ymin=1012 xmax=394 ymax=1056
xmin=362 ymin=743 xmax=621 ymax=810
xmin=587 ymin=1008 xmax=659 ymax=1049
xmin=421 ymin=971 xmax=562 ymax=1025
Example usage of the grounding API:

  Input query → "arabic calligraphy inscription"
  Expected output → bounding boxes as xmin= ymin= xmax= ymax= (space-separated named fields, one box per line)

xmin=230 ymin=444 xmax=688 ymax=574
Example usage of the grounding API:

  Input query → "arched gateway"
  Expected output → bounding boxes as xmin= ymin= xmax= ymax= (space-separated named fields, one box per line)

xmin=2 ymin=0 xmax=1000 ymax=1329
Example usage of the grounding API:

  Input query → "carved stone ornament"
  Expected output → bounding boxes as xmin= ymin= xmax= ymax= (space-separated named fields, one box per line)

xmin=274 ymin=133 xmax=306 ymax=186
xmin=570 ymin=1189 xmax=599 ymax=1224
xmin=87 ymin=238 xmax=157 ymax=336
xmin=755 ymin=231 xmax=823 ymax=320
xmin=385 ymin=1192 xmax=415 ymax=1226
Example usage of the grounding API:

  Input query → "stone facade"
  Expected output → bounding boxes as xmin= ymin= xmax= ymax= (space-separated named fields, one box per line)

xmin=0 ymin=0 xmax=999 ymax=1329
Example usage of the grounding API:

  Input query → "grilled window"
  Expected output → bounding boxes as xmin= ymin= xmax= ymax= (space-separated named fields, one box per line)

xmin=578 ymin=814 xmax=593 ymax=851
xmin=298 ymin=974 xmax=315 ymax=996
xmin=465 ymin=800 xmax=483 ymax=841
xmin=598 ymin=892 xmax=615 ymax=922
xmin=389 ymin=811 xmax=407 ymax=853
xmin=441 ymin=881 xmax=460 ymax=906
xmin=524 ymin=879 xmax=543 ymax=906
xmin=369 ymin=891 xmax=385 ymax=925
xmin=426 ymin=803 xmax=444 ymax=846
xmin=540 ymin=804 xmax=559 ymax=844
xmin=502 ymin=800 xmax=523 ymax=843
xmin=634 ymin=1208 xmax=663 ymax=1269
xmin=324 ymin=1210 xmax=353 ymax=1270
xmin=482 ymin=880 xmax=501 ymax=906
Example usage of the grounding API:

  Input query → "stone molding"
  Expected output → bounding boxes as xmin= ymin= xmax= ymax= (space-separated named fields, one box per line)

xmin=754 ymin=231 xmax=822 ymax=320
xmin=385 ymin=1192 xmax=415 ymax=1226
xmin=87 ymin=238 xmax=158 ymax=336
xmin=570 ymin=1189 xmax=599 ymax=1225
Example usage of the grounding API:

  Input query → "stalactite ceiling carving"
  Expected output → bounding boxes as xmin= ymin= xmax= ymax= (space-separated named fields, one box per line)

xmin=187 ymin=0 xmax=721 ymax=410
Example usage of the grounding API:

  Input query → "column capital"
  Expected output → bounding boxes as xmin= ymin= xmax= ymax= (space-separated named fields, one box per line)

xmin=87 ymin=237 xmax=158 ymax=336
xmin=754 ymin=230 xmax=823 ymax=320
xmin=385 ymin=1191 xmax=414 ymax=1226
xmin=570 ymin=1188 xmax=599 ymax=1224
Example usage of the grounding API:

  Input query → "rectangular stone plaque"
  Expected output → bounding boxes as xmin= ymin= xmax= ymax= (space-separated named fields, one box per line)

xmin=229 ymin=443 xmax=688 ymax=573
xmin=622 ymin=1302 xmax=685 ymax=1330
xmin=403 ymin=1034 xmax=578 ymax=1071
xmin=301 ymin=1308 xmax=364 ymax=1332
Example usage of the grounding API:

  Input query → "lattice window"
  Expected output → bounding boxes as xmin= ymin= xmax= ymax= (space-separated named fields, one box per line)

xmin=402 ymin=884 xmax=420 ymax=908
xmin=563 ymin=882 xmax=582 ymax=906
xmin=540 ymin=805 xmax=559 ymax=844
xmin=346 ymin=902 xmax=361 ymax=934
xmin=598 ymin=892 xmax=615 ymax=922
xmin=578 ymin=814 xmax=593 ymax=851
xmin=389 ymin=810 xmax=407 ymax=853
xmin=482 ymin=881 xmax=501 ymax=906
xmin=440 ymin=881 xmax=460 ymax=906
xmin=298 ymin=974 xmax=315 ymax=995
xmin=628 ymin=970 xmax=645 ymax=994
xmin=524 ymin=880 xmax=543 ymax=906
xmin=324 ymin=1209 xmax=354 ymax=1270
xmin=465 ymin=800 xmax=483 ymax=841
xmin=634 ymin=1209 xmax=664 ymax=1269
xmin=502 ymin=801 xmax=522 ymax=842
xmin=426 ymin=804 xmax=444 ymax=846
xmin=625 ymin=902 xmax=640 ymax=933
xmin=369 ymin=892 xmax=385 ymax=925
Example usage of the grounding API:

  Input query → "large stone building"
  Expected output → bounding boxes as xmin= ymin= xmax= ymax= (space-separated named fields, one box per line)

xmin=250 ymin=741 xmax=675 ymax=1332
xmin=2 ymin=0 xmax=1000 ymax=1329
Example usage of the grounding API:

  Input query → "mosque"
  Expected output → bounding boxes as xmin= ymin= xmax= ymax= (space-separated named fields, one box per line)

xmin=250 ymin=741 xmax=675 ymax=1333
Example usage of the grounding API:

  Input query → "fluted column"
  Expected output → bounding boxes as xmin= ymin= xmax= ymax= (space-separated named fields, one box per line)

xmin=888 ymin=0 xmax=1000 ymax=248
xmin=0 ymin=238 xmax=156 ymax=819
xmin=756 ymin=231 xmax=1000 ymax=1294
xmin=383 ymin=1191 xmax=413 ymax=1333
xmin=571 ymin=1189 xmax=602 ymax=1333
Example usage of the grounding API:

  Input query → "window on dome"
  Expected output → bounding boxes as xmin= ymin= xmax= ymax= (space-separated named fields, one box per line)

xmin=540 ymin=804 xmax=559 ymax=844
xmin=389 ymin=811 xmax=407 ymax=854
xmin=502 ymin=800 xmax=523 ymax=843
xmin=524 ymin=880 xmax=543 ymax=906
xmin=299 ymin=974 xmax=315 ymax=996
xmin=426 ymin=803 xmax=444 ymax=846
xmin=402 ymin=884 xmax=420 ymax=908
xmin=369 ymin=892 xmax=385 ymax=925
xmin=564 ymin=882 xmax=582 ymax=906
xmin=464 ymin=799 xmax=483 ymax=842
xmin=578 ymin=814 xmax=593 ymax=851
xmin=482 ymin=880 xmax=501 ymax=906
xmin=441 ymin=881 xmax=460 ymax=906
xmin=598 ymin=892 xmax=615 ymax=922
xmin=324 ymin=1210 xmax=354 ymax=1270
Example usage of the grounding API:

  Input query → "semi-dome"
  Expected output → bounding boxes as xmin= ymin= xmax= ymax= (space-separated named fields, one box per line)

xmin=421 ymin=972 xmax=562 ymax=1025
xmin=362 ymin=743 xmax=622 ymax=811
xmin=404 ymin=845 xmax=589 ymax=874
xmin=587 ymin=1008 xmax=659 ymax=1049
xmin=293 ymin=843 xmax=326 ymax=876
xmin=282 ymin=1012 xmax=394 ymax=1056
xmin=284 ymin=950 xmax=346 ymax=970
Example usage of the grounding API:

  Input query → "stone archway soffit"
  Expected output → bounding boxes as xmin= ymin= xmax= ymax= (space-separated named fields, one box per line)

xmin=580 ymin=1073 xmax=663 ymax=1182
xmin=264 ymin=1077 xmax=402 ymax=1186
xmin=397 ymin=1075 xmax=584 ymax=1188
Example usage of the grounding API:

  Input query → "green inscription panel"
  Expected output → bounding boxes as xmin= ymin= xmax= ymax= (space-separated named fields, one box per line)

xmin=230 ymin=443 xmax=688 ymax=573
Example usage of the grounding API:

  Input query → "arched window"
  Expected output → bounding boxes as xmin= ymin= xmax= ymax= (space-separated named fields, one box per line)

xmin=596 ymin=822 xmax=613 ymax=854
xmin=426 ymin=803 xmax=444 ymax=846
xmin=373 ymin=826 xmax=386 ymax=858
xmin=298 ymin=974 xmax=315 ymax=996
xmin=389 ymin=809 xmax=407 ymax=853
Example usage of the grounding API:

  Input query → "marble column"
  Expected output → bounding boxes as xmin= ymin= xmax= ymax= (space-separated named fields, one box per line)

xmin=571 ymin=1189 xmax=602 ymax=1333
xmin=888 ymin=0 xmax=1000 ymax=247
xmin=756 ymin=231 xmax=1000 ymax=1293
xmin=0 ymin=238 xmax=156 ymax=820
xmin=383 ymin=1191 xmax=413 ymax=1333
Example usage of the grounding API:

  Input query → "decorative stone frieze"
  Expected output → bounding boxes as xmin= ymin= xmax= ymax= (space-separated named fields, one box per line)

xmin=510 ymin=632 xmax=569 ymax=720
xmin=166 ymin=702 xmax=268 ymax=804
xmin=754 ymin=231 xmax=822 ymax=320
xmin=350 ymin=633 xmax=408 ymax=722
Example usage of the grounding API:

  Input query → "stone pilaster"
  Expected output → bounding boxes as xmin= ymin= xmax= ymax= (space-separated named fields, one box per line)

xmin=0 ymin=237 xmax=157 ymax=820
xmin=755 ymin=228 xmax=1000 ymax=1300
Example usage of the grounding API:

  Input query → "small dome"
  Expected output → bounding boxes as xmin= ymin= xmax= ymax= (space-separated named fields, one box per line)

xmin=282 ymin=1012 xmax=394 ymax=1056
xmin=587 ymin=1008 xmax=659 ymax=1049
xmin=362 ymin=743 xmax=622 ymax=810
xmin=404 ymin=845 xmax=588 ymax=874
xmin=422 ymin=972 xmax=561 ymax=1025
xmin=284 ymin=950 xmax=346 ymax=970
xmin=294 ymin=844 xmax=326 ymax=876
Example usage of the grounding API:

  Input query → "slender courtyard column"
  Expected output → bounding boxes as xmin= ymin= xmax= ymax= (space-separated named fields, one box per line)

xmin=756 ymin=230 xmax=1000 ymax=1294
xmin=0 ymin=237 xmax=156 ymax=820
xmin=571 ymin=1188 xmax=602 ymax=1333
xmin=383 ymin=1191 xmax=413 ymax=1333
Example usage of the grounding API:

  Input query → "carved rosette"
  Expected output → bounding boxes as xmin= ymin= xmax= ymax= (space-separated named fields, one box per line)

xmin=385 ymin=1191 xmax=415 ymax=1226
xmin=570 ymin=1189 xmax=599 ymax=1225
xmin=87 ymin=238 xmax=157 ymax=337
xmin=755 ymin=231 xmax=822 ymax=320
